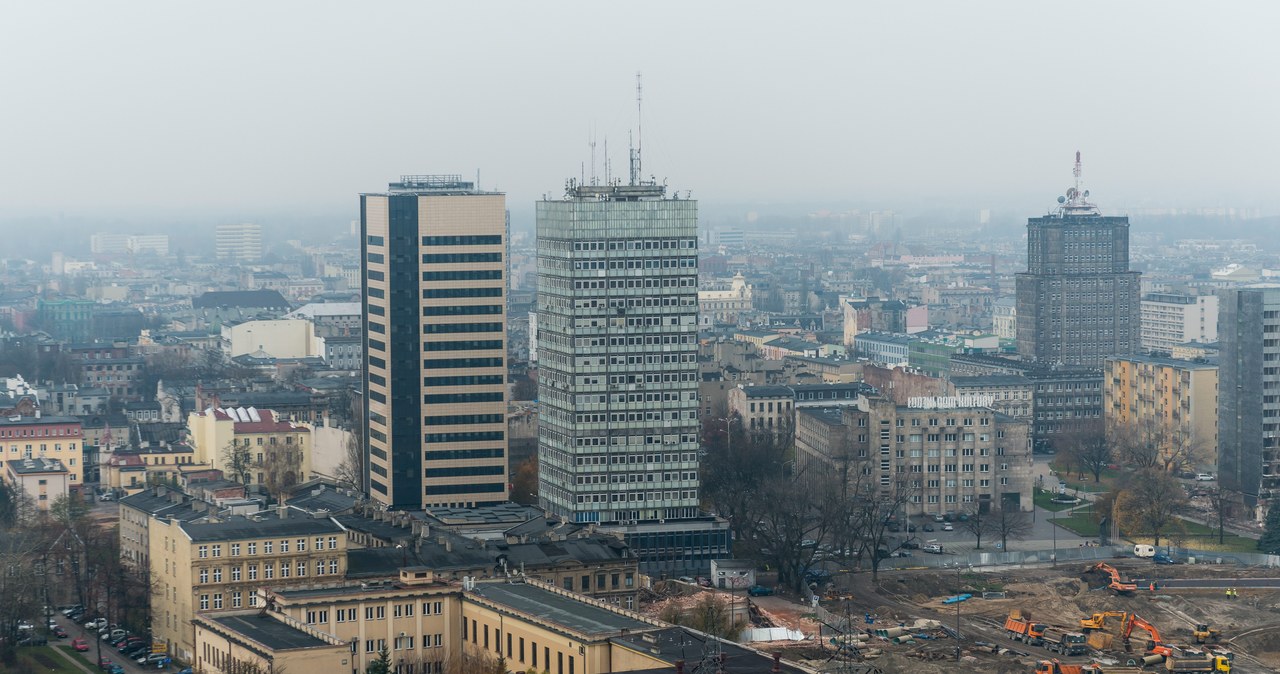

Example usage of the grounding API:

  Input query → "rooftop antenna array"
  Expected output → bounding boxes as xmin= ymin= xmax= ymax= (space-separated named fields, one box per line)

xmin=630 ymin=71 xmax=643 ymax=185
xmin=1056 ymin=150 xmax=1100 ymax=215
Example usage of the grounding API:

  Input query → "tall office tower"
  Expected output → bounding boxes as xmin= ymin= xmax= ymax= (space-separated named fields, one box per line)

xmin=1016 ymin=153 xmax=1139 ymax=367
xmin=1217 ymin=285 xmax=1280 ymax=519
xmin=215 ymin=223 xmax=263 ymax=262
xmin=361 ymin=175 xmax=509 ymax=510
xmin=537 ymin=178 xmax=730 ymax=575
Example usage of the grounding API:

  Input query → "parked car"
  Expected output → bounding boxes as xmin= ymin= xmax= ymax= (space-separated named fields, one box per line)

xmin=1153 ymin=553 xmax=1179 ymax=565
xmin=137 ymin=653 xmax=171 ymax=667
xmin=106 ymin=665 xmax=126 ymax=674
xmin=942 ymin=523 xmax=954 ymax=531
xmin=1196 ymin=473 xmax=1216 ymax=482
xmin=102 ymin=628 xmax=127 ymax=642
xmin=84 ymin=617 xmax=107 ymax=630
xmin=98 ymin=655 xmax=114 ymax=669
xmin=72 ymin=638 xmax=90 ymax=651
xmin=922 ymin=524 xmax=935 ymax=532
xmin=18 ymin=634 xmax=48 ymax=646
xmin=16 ymin=621 xmax=33 ymax=631
xmin=922 ymin=544 xmax=944 ymax=554
xmin=677 ymin=576 xmax=695 ymax=584
xmin=933 ymin=514 xmax=945 ymax=522
xmin=747 ymin=585 xmax=774 ymax=597
xmin=886 ymin=522 xmax=901 ymax=532
xmin=52 ymin=626 xmax=68 ymax=639
xmin=901 ymin=539 xmax=920 ymax=550
xmin=906 ymin=524 xmax=917 ymax=532
xmin=61 ymin=605 xmax=84 ymax=617
xmin=123 ymin=643 xmax=150 ymax=658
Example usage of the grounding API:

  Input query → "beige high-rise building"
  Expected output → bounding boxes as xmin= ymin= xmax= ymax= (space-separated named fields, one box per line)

xmin=1104 ymin=354 xmax=1219 ymax=469
xmin=362 ymin=175 xmax=509 ymax=509
xmin=215 ymin=223 xmax=263 ymax=262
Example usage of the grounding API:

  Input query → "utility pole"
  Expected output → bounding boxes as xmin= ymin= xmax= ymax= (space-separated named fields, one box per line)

xmin=954 ymin=562 xmax=962 ymax=662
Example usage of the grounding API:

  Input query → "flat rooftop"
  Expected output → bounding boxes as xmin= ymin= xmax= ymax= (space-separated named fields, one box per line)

xmin=208 ymin=613 xmax=332 ymax=651
xmin=469 ymin=581 xmax=651 ymax=637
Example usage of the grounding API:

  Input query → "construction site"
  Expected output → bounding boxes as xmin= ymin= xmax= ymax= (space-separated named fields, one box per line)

xmin=640 ymin=559 xmax=1280 ymax=674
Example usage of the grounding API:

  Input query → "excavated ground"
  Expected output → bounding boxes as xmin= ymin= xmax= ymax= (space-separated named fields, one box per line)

xmin=639 ymin=561 xmax=1280 ymax=673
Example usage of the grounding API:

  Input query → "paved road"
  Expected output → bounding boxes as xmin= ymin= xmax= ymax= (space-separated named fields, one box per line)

xmin=57 ymin=612 xmax=171 ymax=674
xmin=1134 ymin=577 xmax=1280 ymax=589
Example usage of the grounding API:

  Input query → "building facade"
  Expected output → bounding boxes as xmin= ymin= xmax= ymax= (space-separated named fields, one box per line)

xmin=0 ymin=414 xmax=84 ymax=491
xmin=3 ymin=456 xmax=70 ymax=509
xmin=1217 ymin=285 xmax=1280 ymax=518
xmin=361 ymin=175 xmax=509 ymax=509
xmin=149 ymin=510 xmax=349 ymax=661
xmin=187 ymin=407 xmax=312 ymax=488
xmin=214 ymin=223 xmax=263 ymax=262
xmin=1140 ymin=292 xmax=1219 ymax=354
xmin=535 ymin=182 xmax=701 ymax=525
xmin=796 ymin=395 xmax=1033 ymax=515
xmin=1104 ymin=355 xmax=1218 ymax=470
xmin=1016 ymin=156 xmax=1139 ymax=367
xmin=536 ymin=181 xmax=729 ymax=576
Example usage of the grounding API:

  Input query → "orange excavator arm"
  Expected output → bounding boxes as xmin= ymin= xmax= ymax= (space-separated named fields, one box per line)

xmin=1122 ymin=614 xmax=1172 ymax=656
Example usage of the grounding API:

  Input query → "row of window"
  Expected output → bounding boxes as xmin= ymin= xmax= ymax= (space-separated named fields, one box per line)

xmin=196 ymin=537 xmax=338 ymax=558
xmin=422 ymin=252 xmax=502 ymax=264
xmin=196 ymin=558 xmax=340 ymax=584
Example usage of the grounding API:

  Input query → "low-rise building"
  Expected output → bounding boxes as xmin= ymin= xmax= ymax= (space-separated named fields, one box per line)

xmin=187 ymin=407 xmax=312 ymax=488
xmin=150 ymin=509 xmax=349 ymax=662
xmin=194 ymin=574 xmax=810 ymax=674
xmin=0 ymin=414 xmax=84 ymax=490
xmin=4 ymin=456 xmax=70 ymax=509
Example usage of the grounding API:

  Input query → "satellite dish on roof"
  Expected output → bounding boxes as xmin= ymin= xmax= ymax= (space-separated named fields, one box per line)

xmin=1057 ymin=196 xmax=1066 ymax=204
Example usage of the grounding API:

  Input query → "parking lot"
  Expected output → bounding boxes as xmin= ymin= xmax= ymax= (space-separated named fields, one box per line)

xmin=48 ymin=609 xmax=183 ymax=674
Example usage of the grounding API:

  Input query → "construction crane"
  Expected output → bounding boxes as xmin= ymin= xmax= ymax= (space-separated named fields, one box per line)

xmin=1087 ymin=562 xmax=1138 ymax=595
xmin=1079 ymin=611 xmax=1128 ymax=632
xmin=1122 ymin=614 xmax=1172 ymax=657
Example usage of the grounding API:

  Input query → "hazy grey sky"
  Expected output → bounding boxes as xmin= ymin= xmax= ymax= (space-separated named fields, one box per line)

xmin=3 ymin=1 xmax=1278 ymax=224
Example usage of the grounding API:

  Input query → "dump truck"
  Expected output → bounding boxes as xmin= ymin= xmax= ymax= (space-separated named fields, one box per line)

xmin=1162 ymin=654 xmax=1231 ymax=673
xmin=1006 ymin=612 xmax=1046 ymax=646
xmin=1042 ymin=627 xmax=1088 ymax=656
xmin=1192 ymin=623 xmax=1221 ymax=644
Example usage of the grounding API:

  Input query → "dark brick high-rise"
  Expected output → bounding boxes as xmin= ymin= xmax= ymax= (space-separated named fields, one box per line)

xmin=1016 ymin=153 xmax=1139 ymax=367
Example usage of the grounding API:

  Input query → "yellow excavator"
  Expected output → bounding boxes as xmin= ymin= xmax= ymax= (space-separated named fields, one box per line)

xmin=1193 ymin=623 xmax=1221 ymax=644
xmin=1080 ymin=611 xmax=1127 ymax=632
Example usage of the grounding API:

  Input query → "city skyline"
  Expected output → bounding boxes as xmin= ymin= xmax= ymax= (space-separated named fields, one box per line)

xmin=3 ymin=1 xmax=1280 ymax=228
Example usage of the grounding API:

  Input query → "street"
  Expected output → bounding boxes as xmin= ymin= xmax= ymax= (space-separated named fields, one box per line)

xmin=54 ymin=611 xmax=172 ymax=674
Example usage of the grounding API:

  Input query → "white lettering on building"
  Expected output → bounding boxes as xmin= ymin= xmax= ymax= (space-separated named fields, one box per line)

xmin=906 ymin=395 xmax=996 ymax=409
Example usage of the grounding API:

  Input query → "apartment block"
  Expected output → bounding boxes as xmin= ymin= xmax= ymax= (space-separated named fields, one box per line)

xmin=1140 ymin=292 xmax=1219 ymax=354
xmin=187 ymin=407 xmax=312 ymax=488
xmin=0 ymin=414 xmax=84 ymax=491
xmin=796 ymin=394 xmax=1033 ymax=515
xmin=1217 ymin=285 xmax=1280 ymax=518
xmin=215 ymin=223 xmax=263 ymax=262
xmin=361 ymin=175 xmax=509 ymax=509
xmin=1104 ymin=354 xmax=1218 ymax=468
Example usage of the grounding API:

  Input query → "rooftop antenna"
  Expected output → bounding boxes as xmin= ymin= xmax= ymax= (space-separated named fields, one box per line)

xmin=630 ymin=71 xmax=643 ymax=185
xmin=589 ymin=128 xmax=598 ymax=186
xmin=1057 ymin=150 xmax=1098 ymax=215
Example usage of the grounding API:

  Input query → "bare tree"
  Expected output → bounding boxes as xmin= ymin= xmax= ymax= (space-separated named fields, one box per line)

xmin=1206 ymin=486 xmax=1233 ymax=546
xmin=842 ymin=476 xmax=916 ymax=580
xmin=1114 ymin=469 xmax=1188 ymax=546
xmin=334 ymin=394 xmax=366 ymax=495
xmin=262 ymin=444 xmax=302 ymax=504
xmin=221 ymin=439 xmax=254 ymax=485
xmin=960 ymin=505 xmax=989 ymax=549
xmin=1111 ymin=419 xmax=1206 ymax=475
xmin=1064 ymin=421 xmax=1111 ymax=483
xmin=987 ymin=507 xmax=1033 ymax=551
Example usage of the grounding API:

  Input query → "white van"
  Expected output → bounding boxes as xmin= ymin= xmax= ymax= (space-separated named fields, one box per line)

xmin=1133 ymin=544 xmax=1156 ymax=558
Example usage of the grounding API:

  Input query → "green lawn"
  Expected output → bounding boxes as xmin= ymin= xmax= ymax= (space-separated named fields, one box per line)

xmin=57 ymin=644 xmax=98 ymax=670
xmin=0 ymin=646 xmax=84 ymax=674
xmin=1050 ymin=513 xmax=1261 ymax=553
xmin=1048 ymin=512 xmax=1102 ymax=537
xmin=1049 ymin=462 xmax=1123 ymax=493
xmin=1033 ymin=489 xmax=1082 ymax=512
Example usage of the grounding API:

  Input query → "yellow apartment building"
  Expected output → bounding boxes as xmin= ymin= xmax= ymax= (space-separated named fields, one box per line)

xmin=1104 ymin=355 xmax=1219 ymax=469
xmin=187 ymin=406 xmax=312 ymax=487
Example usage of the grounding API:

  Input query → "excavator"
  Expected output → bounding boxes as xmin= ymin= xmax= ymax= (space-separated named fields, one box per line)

xmin=1079 ymin=610 xmax=1127 ymax=632
xmin=1122 ymin=614 xmax=1173 ymax=657
xmin=1193 ymin=623 xmax=1221 ymax=644
xmin=1087 ymin=562 xmax=1137 ymax=595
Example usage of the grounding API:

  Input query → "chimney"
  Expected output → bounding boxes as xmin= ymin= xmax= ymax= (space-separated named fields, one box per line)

xmin=277 ymin=503 xmax=288 ymax=519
